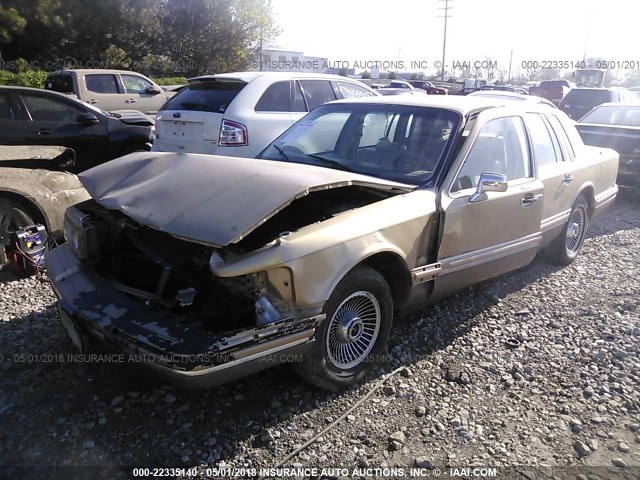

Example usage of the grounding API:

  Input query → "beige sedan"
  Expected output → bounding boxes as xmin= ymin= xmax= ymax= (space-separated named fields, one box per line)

xmin=46 ymin=96 xmax=618 ymax=390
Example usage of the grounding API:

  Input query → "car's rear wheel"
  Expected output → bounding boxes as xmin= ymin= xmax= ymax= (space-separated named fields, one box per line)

xmin=548 ymin=195 xmax=589 ymax=265
xmin=0 ymin=197 xmax=36 ymax=268
xmin=295 ymin=265 xmax=393 ymax=390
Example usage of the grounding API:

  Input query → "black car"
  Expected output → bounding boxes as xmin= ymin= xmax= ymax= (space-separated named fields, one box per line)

xmin=558 ymin=87 xmax=637 ymax=120
xmin=577 ymin=102 xmax=640 ymax=188
xmin=0 ymin=86 xmax=154 ymax=172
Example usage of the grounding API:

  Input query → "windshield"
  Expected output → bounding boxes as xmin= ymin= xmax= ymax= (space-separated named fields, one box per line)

xmin=581 ymin=105 xmax=640 ymax=126
xmin=258 ymin=104 xmax=461 ymax=185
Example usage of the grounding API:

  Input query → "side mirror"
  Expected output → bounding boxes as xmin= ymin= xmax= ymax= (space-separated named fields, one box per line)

xmin=146 ymin=86 xmax=162 ymax=95
xmin=77 ymin=112 xmax=99 ymax=125
xmin=469 ymin=172 xmax=508 ymax=203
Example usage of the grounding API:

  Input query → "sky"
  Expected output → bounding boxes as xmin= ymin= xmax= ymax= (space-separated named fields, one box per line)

xmin=269 ymin=0 xmax=635 ymax=76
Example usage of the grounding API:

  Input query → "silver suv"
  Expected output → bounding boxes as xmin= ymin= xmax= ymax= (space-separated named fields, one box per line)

xmin=152 ymin=72 xmax=377 ymax=158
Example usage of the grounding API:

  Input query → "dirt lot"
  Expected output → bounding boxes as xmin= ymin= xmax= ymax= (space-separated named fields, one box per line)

xmin=0 ymin=195 xmax=638 ymax=479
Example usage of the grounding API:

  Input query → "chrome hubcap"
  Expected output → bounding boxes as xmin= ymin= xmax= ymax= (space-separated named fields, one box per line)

xmin=326 ymin=291 xmax=381 ymax=369
xmin=565 ymin=207 xmax=586 ymax=252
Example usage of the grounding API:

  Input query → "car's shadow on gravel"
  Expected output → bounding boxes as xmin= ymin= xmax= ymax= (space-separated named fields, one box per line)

xmin=0 ymin=195 xmax=637 ymax=470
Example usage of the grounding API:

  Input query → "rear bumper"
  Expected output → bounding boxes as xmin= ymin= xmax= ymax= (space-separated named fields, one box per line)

xmin=151 ymin=140 xmax=258 ymax=159
xmin=46 ymin=244 xmax=321 ymax=389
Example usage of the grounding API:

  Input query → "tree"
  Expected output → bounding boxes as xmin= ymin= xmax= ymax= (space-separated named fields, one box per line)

xmin=0 ymin=6 xmax=26 ymax=43
xmin=0 ymin=0 xmax=280 ymax=78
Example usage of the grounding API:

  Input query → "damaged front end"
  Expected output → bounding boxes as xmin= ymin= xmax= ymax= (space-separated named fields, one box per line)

xmin=47 ymin=200 xmax=322 ymax=388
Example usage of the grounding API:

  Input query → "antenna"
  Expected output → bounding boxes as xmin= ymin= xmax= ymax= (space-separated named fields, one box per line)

xmin=437 ymin=0 xmax=453 ymax=81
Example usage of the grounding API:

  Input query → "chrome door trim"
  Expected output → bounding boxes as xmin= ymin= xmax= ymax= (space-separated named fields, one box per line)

xmin=439 ymin=232 xmax=542 ymax=275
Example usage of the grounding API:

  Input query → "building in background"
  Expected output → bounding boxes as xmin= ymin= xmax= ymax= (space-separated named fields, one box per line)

xmin=253 ymin=49 xmax=329 ymax=73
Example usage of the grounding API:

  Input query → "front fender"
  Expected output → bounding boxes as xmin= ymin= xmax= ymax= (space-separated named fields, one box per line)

xmin=0 ymin=168 xmax=90 ymax=236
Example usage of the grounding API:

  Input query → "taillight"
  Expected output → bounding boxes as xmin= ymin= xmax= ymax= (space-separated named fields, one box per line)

xmin=219 ymin=119 xmax=248 ymax=146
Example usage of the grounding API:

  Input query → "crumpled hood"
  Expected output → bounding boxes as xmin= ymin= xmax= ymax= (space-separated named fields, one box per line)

xmin=78 ymin=152 xmax=413 ymax=246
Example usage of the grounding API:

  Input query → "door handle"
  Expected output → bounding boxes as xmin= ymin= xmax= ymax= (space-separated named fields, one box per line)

xmin=562 ymin=174 xmax=574 ymax=184
xmin=521 ymin=193 xmax=542 ymax=207
xmin=35 ymin=129 xmax=52 ymax=135
xmin=87 ymin=99 xmax=98 ymax=104
xmin=126 ymin=98 xmax=138 ymax=103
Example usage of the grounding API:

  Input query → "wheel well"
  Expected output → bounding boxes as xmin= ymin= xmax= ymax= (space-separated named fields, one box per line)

xmin=579 ymin=186 xmax=595 ymax=217
xmin=362 ymin=252 xmax=412 ymax=309
xmin=0 ymin=192 xmax=48 ymax=229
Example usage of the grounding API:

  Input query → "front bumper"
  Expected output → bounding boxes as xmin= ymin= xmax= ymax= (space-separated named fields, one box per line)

xmin=46 ymin=244 xmax=321 ymax=389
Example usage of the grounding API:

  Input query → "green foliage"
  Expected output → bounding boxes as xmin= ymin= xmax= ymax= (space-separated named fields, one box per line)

xmin=104 ymin=45 xmax=131 ymax=70
xmin=0 ymin=69 xmax=13 ymax=85
xmin=0 ymin=67 xmax=47 ymax=87
xmin=0 ymin=0 xmax=279 ymax=77
xmin=153 ymin=77 xmax=188 ymax=86
xmin=0 ymin=6 xmax=26 ymax=43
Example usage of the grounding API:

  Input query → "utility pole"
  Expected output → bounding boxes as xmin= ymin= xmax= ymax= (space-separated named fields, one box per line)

xmin=259 ymin=1 xmax=264 ymax=71
xmin=508 ymin=49 xmax=513 ymax=83
xmin=438 ymin=0 xmax=453 ymax=81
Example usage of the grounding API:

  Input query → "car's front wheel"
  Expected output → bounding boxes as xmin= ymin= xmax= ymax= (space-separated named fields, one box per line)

xmin=548 ymin=195 xmax=590 ymax=265
xmin=295 ymin=265 xmax=393 ymax=390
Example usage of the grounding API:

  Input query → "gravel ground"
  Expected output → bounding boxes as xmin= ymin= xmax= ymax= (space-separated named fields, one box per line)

xmin=0 ymin=195 xmax=638 ymax=478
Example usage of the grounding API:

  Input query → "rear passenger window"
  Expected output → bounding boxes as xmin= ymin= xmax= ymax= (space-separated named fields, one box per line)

xmin=546 ymin=114 xmax=574 ymax=160
xmin=552 ymin=113 xmax=583 ymax=157
xmin=255 ymin=81 xmax=291 ymax=112
xmin=299 ymin=80 xmax=337 ymax=110
xmin=335 ymin=81 xmax=375 ymax=99
xmin=0 ymin=94 xmax=14 ymax=120
xmin=85 ymin=74 xmax=119 ymax=94
xmin=526 ymin=113 xmax=560 ymax=166
xmin=45 ymin=75 xmax=74 ymax=93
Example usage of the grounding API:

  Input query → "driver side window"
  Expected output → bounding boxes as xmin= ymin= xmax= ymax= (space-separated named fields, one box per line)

xmin=453 ymin=116 xmax=531 ymax=192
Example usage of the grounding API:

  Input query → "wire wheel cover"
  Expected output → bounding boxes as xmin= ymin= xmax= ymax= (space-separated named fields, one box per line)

xmin=326 ymin=291 xmax=381 ymax=369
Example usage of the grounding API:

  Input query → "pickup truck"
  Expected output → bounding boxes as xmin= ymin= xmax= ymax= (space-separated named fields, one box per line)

xmin=44 ymin=69 xmax=175 ymax=117
xmin=535 ymin=80 xmax=575 ymax=105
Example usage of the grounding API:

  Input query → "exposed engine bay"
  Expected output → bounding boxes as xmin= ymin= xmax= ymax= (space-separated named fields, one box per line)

xmin=74 ymin=185 xmax=397 ymax=335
